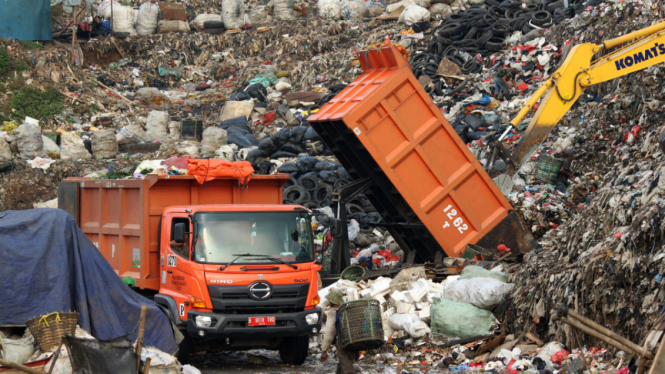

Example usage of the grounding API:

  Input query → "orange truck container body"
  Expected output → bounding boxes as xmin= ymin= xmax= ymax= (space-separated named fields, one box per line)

xmin=308 ymin=47 xmax=535 ymax=260
xmin=58 ymin=174 xmax=288 ymax=290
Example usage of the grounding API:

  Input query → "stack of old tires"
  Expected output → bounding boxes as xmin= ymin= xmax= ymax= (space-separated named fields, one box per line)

xmin=412 ymin=0 xmax=557 ymax=97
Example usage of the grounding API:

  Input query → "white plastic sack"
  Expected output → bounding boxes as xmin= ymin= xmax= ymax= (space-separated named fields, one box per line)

xmin=341 ymin=0 xmax=369 ymax=19
xmin=388 ymin=313 xmax=430 ymax=338
xmin=368 ymin=2 xmax=385 ymax=16
xmin=145 ymin=110 xmax=169 ymax=143
xmin=398 ymin=4 xmax=430 ymax=24
xmin=135 ymin=2 xmax=160 ymax=35
xmin=111 ymin=6 xmax=137 ymax=35
xmin=0 ymin=332 xmax=35 ymax=364
xmin=387 ymin=0 xmax=414 ymax=13
xmin=43 ymin=136 xmax=60 ymax=158
xmin=415 ymin=0 xmax=431 ymax=8
xmin=249 ymin=5 xmax=272 ymax=26
xmin=0 ymin=138 xmax=12 ymax=159
xmin=97 ymin=0 xmax=121 ymax=19
xmin=222 ymin=0 xmax=246 ymax=30
xmin=91 ymin=129 xmax=118 ymax=159
xmin=15 ymin=122 xmax=46 ymax=160
xmin=192 ymin=14 xmax=222 ymax=31
xmin=177 ymin=140 xmax=200 ymax=157
xmin=60 ymin=133 xmax=92 ymax=160
xmin=157 ymin=20 xmax=189 ymax=33
xmin=274 ymin=0 xmax=296 ymax=20
xmin=468 ymin=0 xmax=484 ymax=4
xmin=441 ymin=278 xmax=514 ymax=310
xmin=182 ymin=365 xmax=202 ymax=374
xmin=200 ymin=127 xmax=228 ymax=158
xmin=141 ymin=346 xmax=181 ymax=374
xmin=117 ymin=123 xmax=147 ymax=145
xmin=133 ymin=160 xmax=165 ymax=179
xmin=215 ymin=144 xmax=238 ymax=161
xmin=428 ymin=3 xmax=450 ymax=17
xmin=321 ymin=309 xmax=337 ymax=351
xmin=318 ymin=0 xmax=342 ymax=19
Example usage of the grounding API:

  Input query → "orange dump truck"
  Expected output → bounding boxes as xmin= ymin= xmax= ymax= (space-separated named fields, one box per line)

xmin=308 ymin=47 xmax=535 ymax=262
xmin=58 ymin=174 xmax=321 ymax=364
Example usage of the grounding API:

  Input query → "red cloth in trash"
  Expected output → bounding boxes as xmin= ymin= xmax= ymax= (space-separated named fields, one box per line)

xmin=378 ymin=250 xmax=391 ymax=262
xmin=552 ymin=350 xmax=570 ymax=366
xmin=187 ymin=159 xmax=254 ymax=184
xmin=518 ymin=82 xmax=528 ymax=91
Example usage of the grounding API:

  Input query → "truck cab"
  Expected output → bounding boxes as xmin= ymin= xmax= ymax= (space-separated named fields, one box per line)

xmin=156 ymin=205 xmax=321 ymax=363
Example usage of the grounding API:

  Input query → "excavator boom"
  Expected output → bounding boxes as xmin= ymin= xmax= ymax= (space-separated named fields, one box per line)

xmin=507 ymin=20 xmax=665 ymax=173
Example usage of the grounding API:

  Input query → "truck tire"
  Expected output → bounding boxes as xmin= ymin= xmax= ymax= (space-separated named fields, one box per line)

xmin=177 ymin=331 xmax=193 ymax=364
xmin=279 ymin=336 xmax=309 ymax=365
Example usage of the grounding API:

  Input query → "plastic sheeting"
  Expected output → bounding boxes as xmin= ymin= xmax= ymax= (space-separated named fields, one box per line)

xmin=187 ymin=159 xmax=254 ymax=184
xmin=0 ymin=209 xmax=177 ymax=354
xmin=0 ymin=0 xmax=52 ymax=41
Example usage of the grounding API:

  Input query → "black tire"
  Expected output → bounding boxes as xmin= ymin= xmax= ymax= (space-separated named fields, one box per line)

xmin=446 ymin=13 xmax=465 ymax=22
xmin=462 ymin=60 xmax=478 ymax=74
xmin=319 ymin=198 xmax=332 ymax=207
xmin=177 ymin=331 xmax=192 ymax=364
xmin=531 ymin=10 xmax=552 ymax=26
xmin=485 ymin=36 xmax=504 ymax=52
xmin=438 ymin=22 xmax=463 ymax=37
xmin=547 ymin=0 xmax=563 ymax=12
xmin=525 ymin=4 xmax=538 ymax=12
xmin=347 ymin=203 xmax=365 ymax=215
xmin=205 ymin=28 xmax=225 ymax=34
xmin=463 ymin=27 xmax=478 ymax=40
xmin=522 ymin=23 xmax=534 ymax=34
xmin=485 ymin=0 xmax=500 ymax=6
xmin=284 ymin=186 xmax=311 ymax=204
xmin=279 ymin=336 xmax=309 ymax=365
xmin=298 ymin=173 xmax=320 ymax=192
xmin=478 ymin=29 xmax=493 ymax=45
xmin=203 ymin=20 xmax=225 ymax=29
xmin=314 ymin=185 xmax=333 ymax=202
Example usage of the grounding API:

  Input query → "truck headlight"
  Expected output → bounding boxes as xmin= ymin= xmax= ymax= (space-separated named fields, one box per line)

xmin=195 ymin=316 xmax=213 ymax=328
xmin=305 ymin=313 xmax=319 ymax=325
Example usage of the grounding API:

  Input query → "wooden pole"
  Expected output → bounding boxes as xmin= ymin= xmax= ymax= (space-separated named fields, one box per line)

xmin=110 ymin=0 xmax=114 ymax=35
xmin=143 ymin=357 xmax=151 ymax=374
xmin=47 ymin=340 xmax=65 ymax=374
xmin=136 ymin=305 xmax=147 ymax=374
xmin=0 ymin=358 xmax=45 ymax=374
xmin=71 ymin=6 xmax=78 ymax=64
xmin=562 ymin=316 xmax=653 ymax=360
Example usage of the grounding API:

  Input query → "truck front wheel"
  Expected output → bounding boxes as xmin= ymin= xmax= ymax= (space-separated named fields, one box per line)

xmin=177 ymin=330 xmax=192 ymax=364
xmin=278 ymin=336 xmax=309 ymax=365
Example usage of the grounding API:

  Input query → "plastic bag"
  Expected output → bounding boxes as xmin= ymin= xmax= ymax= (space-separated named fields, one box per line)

xmin=42 ymin=136 xmax=60 ymax=158
xmin=135 ymin=2 xmax=160 ymax=35
xmin=428 ymin=3 xmax=451 ymax=17
xmin=222 ymin=0 xmax=246 ymax=30
xmin=214 ymin=144 xmax=238 ymax=161
xmin=431 ymin=297 xmax=494 ymax=338
xmin=133 ymin=160 xmax=166 ymax=179
xmin=0 ymin=138 xmax=12 ymax=159
xmin=61 ymin=133 xmax=91 ymax=160
xmin=348 ymin=219 xmax=360 ymax=241
xmin=274 ymin=0 xmax=296 ymax=20
xmin=441 ymin=278 xmax=514 ymax=310
xmin=15 ymin=122 xmax=46 ymax=160
xmin=200 ymin=127 xmax=228 ymax=158
xmin=249 ymin=5 xmax=271 ymax=26
xmin=91 ymin=129 xmax=119 ymax=159
xmin=388 ymin=313 xmax=430 ymax=338
xmin=157 ymin=20 xmax=189 ymax=33
xmin=176 ymin=141 xmax=200 ymax=157
xmin=111 ymin=6 xmax=137 ymax=35
xmin=459 ymin=265 xmax=509 ymax=283
xmin=140 ymin=346 xmax=181 ymax=374
xmin=145 ymin=110 xmax=169 ymax=143
xmin=227 ymin=133 xmax=253 ymax=148
xmin=116 ymin=123 xmax=147 ymax=145
xmin=342 ymin=0 xmax=369 ymax=19
xmin=0 ymin=332 xmax=35 ymax=364
xmin=318 ymin=0 xmax=343 ymax=19
xmin=296 ymin=156 xmax=318 ymax=173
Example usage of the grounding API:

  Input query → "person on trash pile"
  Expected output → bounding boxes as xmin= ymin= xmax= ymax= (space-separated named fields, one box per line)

xmin=494 ymin=63 xmax=518 ymax=98
xmin=556 ymin=151 xmax=575 ymax=193
xmin=321 ymin=290 xmax=358 ymax=374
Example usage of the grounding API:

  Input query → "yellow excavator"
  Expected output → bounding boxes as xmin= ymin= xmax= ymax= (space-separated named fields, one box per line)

xmin=492 ymin=20 xmax=665 ymax=173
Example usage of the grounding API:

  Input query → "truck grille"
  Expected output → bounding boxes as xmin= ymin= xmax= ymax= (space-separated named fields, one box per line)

xmin=207 ymin=283 xmax=309 ymax=313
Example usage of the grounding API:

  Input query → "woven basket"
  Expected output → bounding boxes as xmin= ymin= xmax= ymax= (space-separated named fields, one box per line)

xmin=340 ymin=265 xmax=365 ymax=281
xmin=535 ymin=154 xmax=563 ymax=185
xmin=338 ymin=299 xmax=384 ymax=352
xmin=26 ymin=312 xmax=79 ymax=352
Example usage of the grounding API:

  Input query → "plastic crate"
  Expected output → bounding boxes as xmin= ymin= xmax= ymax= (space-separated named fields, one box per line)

xmin=338 ymin=299 xmax=384 ymax=352
xmin=535 ymin=155 xmax=563 ymax=185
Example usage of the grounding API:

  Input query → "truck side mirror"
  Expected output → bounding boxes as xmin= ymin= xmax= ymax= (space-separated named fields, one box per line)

xmin=329 ymin=218 xmax=342 ymax=238
xmin=174 ymin=223 xmax=186 ymax=244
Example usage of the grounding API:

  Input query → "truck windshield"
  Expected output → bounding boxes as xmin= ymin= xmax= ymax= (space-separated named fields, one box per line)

xmin=193 ymin=211 xmax=314 ymax=265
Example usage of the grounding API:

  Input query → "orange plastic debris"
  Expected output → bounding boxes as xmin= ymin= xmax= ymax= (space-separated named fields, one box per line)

xmin=187 ymin=159 xmax=255 ymax=184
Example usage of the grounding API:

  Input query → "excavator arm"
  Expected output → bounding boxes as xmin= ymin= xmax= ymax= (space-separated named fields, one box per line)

xmin=505 ymin=20 xmax=665 ymax=173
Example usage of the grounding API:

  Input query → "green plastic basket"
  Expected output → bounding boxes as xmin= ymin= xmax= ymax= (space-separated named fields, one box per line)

xmin=338 ymin=299 xmax=384 ymax=352
xmin=534 ymin=154 xmax=563 ymax=184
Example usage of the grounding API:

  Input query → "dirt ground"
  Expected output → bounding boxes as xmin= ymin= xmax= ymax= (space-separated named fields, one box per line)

xmin=192 ymin=350 xmax=339 ymax=374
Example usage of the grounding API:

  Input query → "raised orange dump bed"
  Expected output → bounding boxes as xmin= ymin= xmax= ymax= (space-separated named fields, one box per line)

xmin=308 ymin=47 xmax=534 ymax=261
xmin=58 ymin=174 xmax=288 ymax=290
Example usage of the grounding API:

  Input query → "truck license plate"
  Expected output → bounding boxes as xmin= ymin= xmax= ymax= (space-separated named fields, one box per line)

xmin=248 ymin=316 xmax=275 ymax=326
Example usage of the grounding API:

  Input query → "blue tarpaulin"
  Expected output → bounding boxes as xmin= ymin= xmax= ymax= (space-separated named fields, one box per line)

xmin=0 ymin=0 xmax=52 ymax=41
xmin=0 ymin=209 xmax=177 ymax=354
